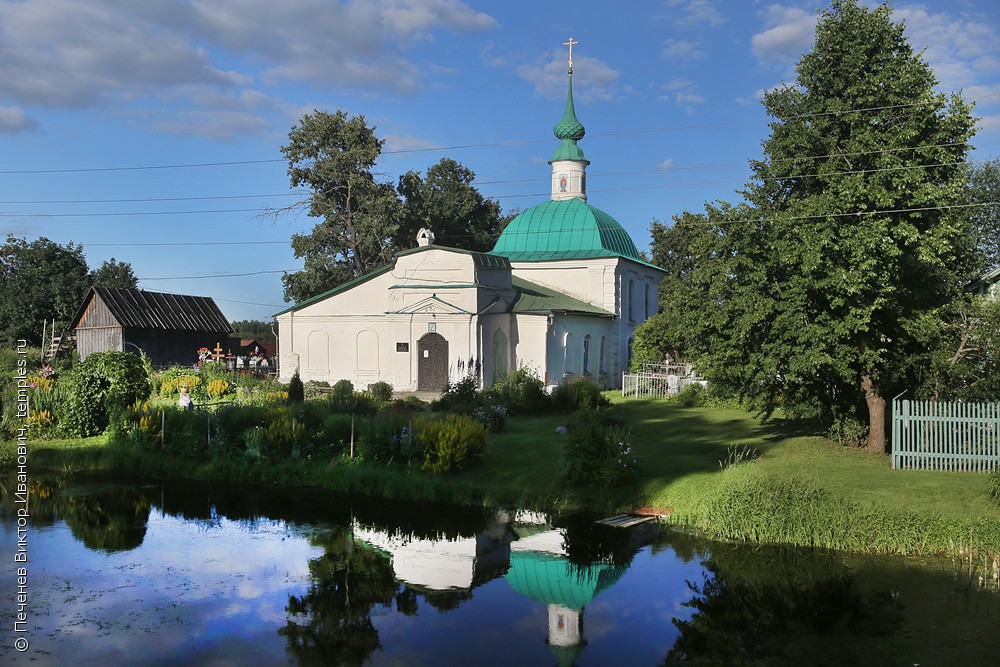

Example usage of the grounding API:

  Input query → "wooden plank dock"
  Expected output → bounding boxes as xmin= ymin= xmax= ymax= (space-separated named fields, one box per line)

xmin=594 ymin=507 xmax=673 ymax=528
xmin=594 ymin=514 xmax=658 ymax=528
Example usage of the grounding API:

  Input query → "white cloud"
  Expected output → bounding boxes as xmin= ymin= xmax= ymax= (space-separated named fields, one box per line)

xmin=517 ymin=54 xmax=620 ymax=102
xmin=751 ymin=5 xmax=818 ymax=66
xmin=384 ymin=133 xmax=440 ymax=153
xmin=662 ymin=39 xmax=706 ymax=61
xmin=0 ymin=0 xmax=498 ymax=136
xmin=665 ymin=0 xmax=727 ymax=27
xmin=658 ymin=158 xmax=675 ymax=171
xmin=892 ymin=5 xmax=1000 ymax=96
xmin=0 ymin=105 xmax=38 ymax=134
xmin=656 ymin=78 xmax=706 ymax=110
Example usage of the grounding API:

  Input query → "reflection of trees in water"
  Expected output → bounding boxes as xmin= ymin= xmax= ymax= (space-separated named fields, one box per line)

xmin=0 ymin=475 xmax=152 ymax=552
xmin=61 ymin=486 xmax=152 ymax=552
xmin=281 ymin=530 xmax=398 ymax=666
xmin=663 ymin=542 xmax=903 ymax=664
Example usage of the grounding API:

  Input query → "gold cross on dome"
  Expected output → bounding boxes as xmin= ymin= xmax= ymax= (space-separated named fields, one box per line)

xmin=563 ymin=37 xmax=579 ymax=73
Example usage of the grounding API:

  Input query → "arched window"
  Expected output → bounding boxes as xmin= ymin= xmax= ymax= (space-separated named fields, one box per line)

xmin=582 ymin=335 xmax=591 ymax=375
xmin=628 ymin=279 xmax=635 ymax=321
xmin=644 ymin=284 xmax=650 ymax=320
xmin=599 ymin=336 xmax=606 ymax=373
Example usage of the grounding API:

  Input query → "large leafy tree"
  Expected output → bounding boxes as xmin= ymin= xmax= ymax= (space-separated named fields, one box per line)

xmin=959 ymin=158 xmax=1000 ymax=277
xmin=676 ymin=0 xmax=976 ymax=452
xmin=394 ymin=158 xmax=509 ymax=252
xmin=633 ymin=209 xmax=729 ymax=366
xmin=280 ymin=110 xmax=402 ymax=303
xmin=90 ymin=258 xmax=138 ymax=289
xmin=0 ymin=235 xmax=91 ymax=346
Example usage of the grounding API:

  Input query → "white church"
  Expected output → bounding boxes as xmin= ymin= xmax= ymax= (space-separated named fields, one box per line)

xmin=276 ymin=47 xmax=664 ymax=392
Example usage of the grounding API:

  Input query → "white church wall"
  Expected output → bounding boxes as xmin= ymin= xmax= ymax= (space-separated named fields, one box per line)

xmin=511 ymin=314 xmax=549 ymax=384
xmin=509 ymin=258 xmax=618 ymax=310
xmin=544 ymin=314 xmax=615 ymax=388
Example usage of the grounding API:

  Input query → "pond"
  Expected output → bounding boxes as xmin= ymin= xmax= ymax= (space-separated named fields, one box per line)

xmin=1 ymin=475 xmax=997 ymax=666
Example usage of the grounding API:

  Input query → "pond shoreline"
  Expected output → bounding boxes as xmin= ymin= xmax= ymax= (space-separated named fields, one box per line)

xmin=8 ymin=419 xmax=1000 ymax=566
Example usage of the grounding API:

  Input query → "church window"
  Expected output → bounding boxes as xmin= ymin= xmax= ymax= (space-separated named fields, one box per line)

xmin=583 ymin=335 xmax=591 ymax=375
xmin=599 ymin=336 xmax=606 ymax=372
xmin=644 ymin=284 xmax=650 ymax=320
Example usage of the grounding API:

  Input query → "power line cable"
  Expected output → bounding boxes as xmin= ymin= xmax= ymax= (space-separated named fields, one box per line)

xmin=2 ymin=95 xmax=994 ymax=175
xmin=0 ymin=159 xmax=973 ymax=217
xmin=139 ymin=269 xmax=292 ymax=280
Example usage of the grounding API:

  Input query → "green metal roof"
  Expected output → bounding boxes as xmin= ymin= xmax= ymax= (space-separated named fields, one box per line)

xmin=511 ymin=276 xmax=612 ymax=317
xmin=504 ymin=551 xmax=626 ymax=610
xmin=491 ymin=198 xmax=641 ymax=262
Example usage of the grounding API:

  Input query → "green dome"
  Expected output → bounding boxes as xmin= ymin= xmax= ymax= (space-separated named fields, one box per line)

xmin=551 ymin=75 xmax=588 ymax=165
xmin=554 ymin=76 xmax=585 ymax=141
xmin=504 ymin=551 xmax=626 ymax=610
xmin=491 ymin=198 xmax=640 ymax=262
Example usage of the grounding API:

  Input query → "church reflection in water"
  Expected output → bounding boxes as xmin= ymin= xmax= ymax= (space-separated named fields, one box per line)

xmin=352 ymin=509 xmax=654 ymax=667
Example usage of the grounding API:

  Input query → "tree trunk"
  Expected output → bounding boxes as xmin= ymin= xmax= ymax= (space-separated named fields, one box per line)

xmin=861 ymin=373 xmax=886 ymax=453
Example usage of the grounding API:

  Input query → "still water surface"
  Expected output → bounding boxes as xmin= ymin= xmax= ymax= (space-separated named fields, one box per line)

xmin=1 ymin=475 xmax=997 ymax=666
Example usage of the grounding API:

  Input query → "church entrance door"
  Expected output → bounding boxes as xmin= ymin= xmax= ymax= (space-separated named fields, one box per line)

xmin=417 ymin=332 xmax=449 ymax=392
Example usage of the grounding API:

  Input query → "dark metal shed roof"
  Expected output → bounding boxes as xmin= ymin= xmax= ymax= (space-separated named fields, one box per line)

xmin=72 ymin=287 xmax=234 ymax=333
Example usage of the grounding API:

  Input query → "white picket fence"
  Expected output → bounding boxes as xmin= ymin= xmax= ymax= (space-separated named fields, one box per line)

xmin=891 ymin=398 xmax=1000 ymax=472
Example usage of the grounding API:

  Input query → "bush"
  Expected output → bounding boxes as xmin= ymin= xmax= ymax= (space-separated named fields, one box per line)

xmin=432 ymin=375 xmax=481 ymax=414
xmin=416 ymin=413 xmax=487 ymax=475
xmin=319 ymin=413 xmax=356 ymax=455
xmin=990 ymin=470 xmax=1000 ymax=507
xmin=62 ymin=352 xmax=151 ymax=437
xmin=369 ymin=381 xmax=393 ymax=403
xmin=287 ymin=371 xmax=305 ymax=403
xmin=561 ymin=405 xmax=636 ymax=487
xmin=472 ymin=404 xmax=507 ymax=432
xmin=551 ymin=378 xmax=608 ymax=412
xmin=357 ymin=411 xmax=414 ymax=463
xmin=487 ymin=367 xmax=548 ymax=415
xmin=828 ymin=416 xmax=868 ymax=448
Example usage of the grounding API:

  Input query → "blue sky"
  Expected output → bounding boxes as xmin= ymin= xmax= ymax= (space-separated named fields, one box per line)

xmin=2 ymin=0 xmax=999 ymax=323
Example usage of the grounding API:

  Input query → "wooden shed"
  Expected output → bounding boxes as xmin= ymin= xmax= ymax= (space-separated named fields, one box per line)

xmin=70 ymin=287 xmax=235 ymax=366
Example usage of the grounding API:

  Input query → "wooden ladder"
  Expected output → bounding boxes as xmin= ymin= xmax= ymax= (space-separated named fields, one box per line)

xmin=41 ymin=319 xmax=72 ymax=362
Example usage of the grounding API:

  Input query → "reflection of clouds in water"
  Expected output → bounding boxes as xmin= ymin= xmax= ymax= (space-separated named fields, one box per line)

xmin=8 ymin=512 xmax=323 ymax=665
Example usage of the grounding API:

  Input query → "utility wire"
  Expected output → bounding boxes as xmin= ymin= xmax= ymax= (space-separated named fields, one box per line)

xmin=0 ymin=159 xmax=974 ymax=217
xmin=2 ymin=95 xmax=994 ymax=176
xmin=139 ymin=269 xmax=292 ymax=281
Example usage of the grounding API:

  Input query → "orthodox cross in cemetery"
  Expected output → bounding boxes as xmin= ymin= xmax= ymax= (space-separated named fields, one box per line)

xmin=212 ymin=342 xmax=224 ymax=363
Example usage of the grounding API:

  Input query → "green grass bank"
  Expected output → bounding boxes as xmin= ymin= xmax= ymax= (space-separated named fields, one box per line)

xmin=6 ymin=396 xmax=999 ymax=559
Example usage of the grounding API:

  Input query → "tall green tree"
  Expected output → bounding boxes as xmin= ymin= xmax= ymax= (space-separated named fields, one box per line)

xmin=677 ymin=0 xmax=976 ymax=452
xmin=394 ymin=158 xmax=509 ymax=252
xmin=634 ymin=209 xmax=728 ymax=366
xmin=959 ymin=158 xmax=1000 ymax=277
xmin=280 ymin=110 xmax=402 ymax=303
xmin=90 ymin=258 xmax=138 ymax=289
xmin=0 ymin=235 xmax=91 ymax=346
